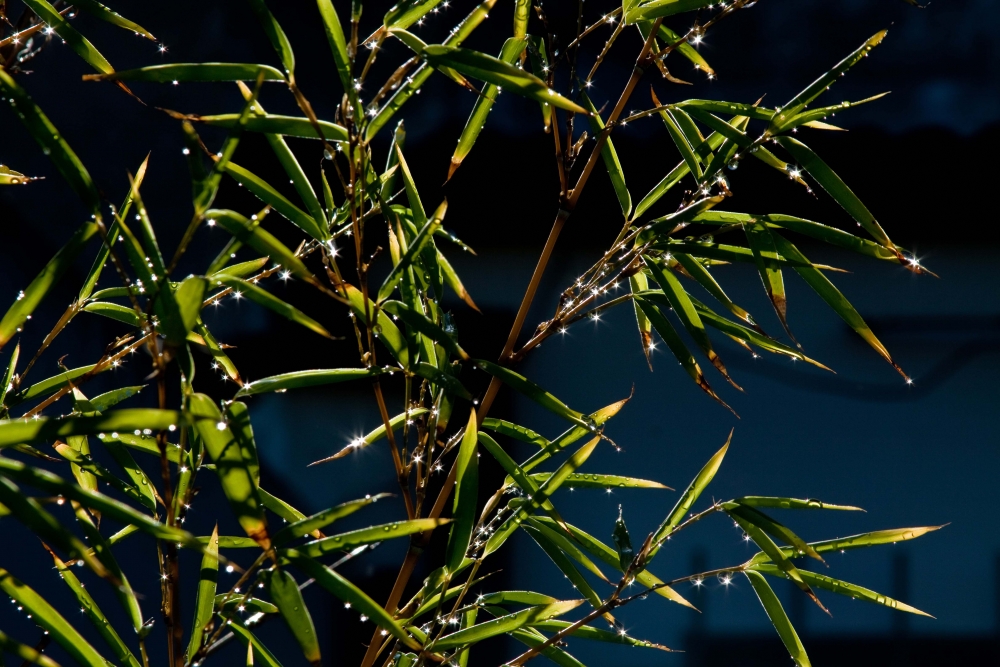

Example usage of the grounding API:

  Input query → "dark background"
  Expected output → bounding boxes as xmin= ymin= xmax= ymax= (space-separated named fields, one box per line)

xmin=1 ymin=0 xmax=998 ymax=665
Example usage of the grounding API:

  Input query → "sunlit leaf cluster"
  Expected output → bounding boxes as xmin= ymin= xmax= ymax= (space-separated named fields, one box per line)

xmin=0 ymin=0 xmax=935 ymax=665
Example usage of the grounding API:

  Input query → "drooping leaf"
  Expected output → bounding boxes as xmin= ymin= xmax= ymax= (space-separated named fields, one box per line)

xmin=422 ymin=45 xmax=588 ymax=113
xmin=748 ymin=525 xmax=944 ymax=566
xmin=192 ymin=114 xmax=348 ymax=141
xmin=281 ymin=551 xmax=422 ymax=650
xmin=206 ymin=209 xmax=313 ymax=280
xmin=69 ymin=0 xmax=155 ymax=39
xmin=246 ymin=0 xmax=295 ymax=74
xmin=0 ymin=409 xmax=182 ymax=448
xmin=85 ymin=63 xmax=284 ymax=83
xmin=273 ymin=494 xmax=391 ymax=545
xmin=210 ymin=274 xmax=332 ymax=338
xmin=222 ymin=163 xmax=326 ymax=241
xmin=188 ymin=526 xmax=220 ymax=660
xmin=22 ymin=0 xmax=115 ymax=75
xmin=583 ymin=91 xmax=632 ymax=217
xmin=475 ymin=359 xmax=592 ymax=430
xmin=428 ymin=600 xmax=584 ymax=650
xmin=744 ymin=570 xmax=812 ymax=667
xmin=188 ymin=393 xmax=270 ymax=548
xmin=267 ymin=568 xmax=321 ymax=665
xmin=649 ymin=431 xmax=730 ymax=556
xmin=0 ymin=568 xmax=110 ymax=667
xmin=298 ymin=518 xmax=448 ymax=558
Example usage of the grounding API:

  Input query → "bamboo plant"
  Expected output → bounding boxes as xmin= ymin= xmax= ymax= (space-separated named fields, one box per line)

xmin=0 ymin=0 xmax=939 ymax=666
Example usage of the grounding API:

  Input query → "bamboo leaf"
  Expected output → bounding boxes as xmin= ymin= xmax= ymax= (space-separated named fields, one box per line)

xmin=382 ymin=301 xmax=468 ymax=360
xmin=649 ymin=431 xmax=730 ymax=555
xmin=237 ymin=368 xmax=383 ymax=397
xmin=522 ymin=523 xmax=608 ymax=615
xmin=428 ymin=601 xmax=584 ymax=650
xmin=673 ymin=253 xmax=758 ymax=328
xmin=738 ymin=497 xmax=863 ymax=511
xmin=768 ymin=232 xmax=905 ymax=376
xmin=749 ymin=526 xmax=944 ymax=566
xmin=267 ymin=568 xmax=321 ymax=665
xmin=0 ymin=70 xmax=101 ymax=215
xmin=583 ymin=92 xmax=632 ymax=217
xmin=0 ymin=409 xmax=182 ymax=448
xmin=744 ymin=570 xmax=812 ymax=667
xmin=281 ymin=551 xmax=422 ymax=650
xmin=210 ymin=274 xmax=332 ymax=338
xmin=385 ymin=0 xmax=443 ymax=29
xmin=189 ymin=393 xmax=270 ymax=548
xmin=22 ymin=0 xmax=115 ymax=75
xmin=625 ymin=0 xmax=715 ymax=24
xmin=227 ymin=618 xmax=286 ymax=667
xmin=317 ymin=0 xmax=355 ymax=97
xmin=246 ymin=0 xmax=295 ymax=74
xmin=776 ymin=136 xmax=895 ymax=249
xmin=438 ymin=248 xmax=480 ymax=311
xmin=475 ymin=359 xmax=591 ymax=430
xmin=1 ymin=342 xmax=20 ymax=410
xmin=531 ymin=620 xmax=673 ymax=650
xmin=188 ymin=526 xmax=220 ymax=660
xmin=743 ymin=220 xmax=796 ymax=344
xmin=366 ymin=0 xmax=495 ymax=140
xmin=521 ymin=396 xmax=629 ymax=473
xmin=343 ymin=285 xmax=410 ymax=368
xmin=423 ymin=45 xmax=588 ymax=114
xmin=222 ymin=163 xmax=326 ymax=241
xmin=531 ymin=473 xmax=669 ymax=490
xmin=69 ymin=0 xmax=155 ymax=39
xmin=725 ymin=502 xmax=824 ymax=562
xmin=447 ymin=410 xmax=479 ymax=572
xmin=379 ymin=200 xmax=446 ymax=300
xmin=0 ymin=164 xmax=37 ymax=185
xmin=481 ymin=418 xmax=548 ymax=447
xmin=86 ymin=63 xmax=284 ymax=82
xmin=449 ymin=38 xmax=526 ymax=179
xmin=0 ymin=629 xmax=61 ymax=667
xmin=0 ymin=568 xmax=109 ymax=667
xmin=192 ymin=114 xmax=348 ymax=141
xmin=658 ymin=24 xmax=713 ymax=75
xmin=775 ymin=31 xmax=887 ymax=121
xmin=298 ymin=518 xmax=448 ymax=558
xmin=308 ymin=409 xmax=427 ymax=464
xmin=273 ymin=494 xmax=391 ymax=545
xmin=644 ymin=256 xmax=739 ymax=388
xmin=206 ymin=209 xmax=313 ymax=280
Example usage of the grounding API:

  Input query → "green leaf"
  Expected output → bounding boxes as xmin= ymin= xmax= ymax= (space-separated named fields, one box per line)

xmin=449 ymin=37 xmax=527 ymax=179
xmin=246 ymin=0 xmax=295 ymax=74
xmin=751 ymin=564 xmax=932 ymax=617
xmin=748 ymin=525 xmax=943 ymax=566
xmin=428 ymin=600 xmax=584 ymax=651
xmin=194 ymin=114 xmax=348 ymax=141
xmin=658 ymin=24 xmax=713 ymax=75
xmin=0 ymin=342 xmax=20 ymax=410
xmin=0 ymin=568 xmax=109 ymax=667
xmin=413 ymin=362 xmax=471 ymax=400
xmin=423 ymin=45 xmax=589 ymax=114
xmin=768 ymin=232 xmax=905 ymax=376
xmin=53 ymin=443 xmax=154 ymax=511
xmin=365 ymin=0 xmax=494 ymax=140
xmin=481 ymin=418 xmax=548 ymax=447
xmin=649 ymin=431 xmax=730 ymax=555
xmin=438 ymin=247 xmax=480 ymax=311
xmin=188 ymin=526 xmax=220 ymax=660
xmin=583 ymin=92 xmax=632 ymax=217
xmin=625 ymin=0 xmax=714 ymax=24
xmin=0 ymin=221 xmax=99 ymax=349
xmin=0 ymin=457 xmax=202 ymax=548
xmin=644 ymin=256 xmax=739 ymax=388
xmin=531 ymin=516 xmax=695 ymax=610
xmin=382 ymin=301 xmax=468 ymax=361
xmin=215 ymin=594 xmax=278 ymax=614
xmin=76 ymin=386 xmax=144 ymax=413
xmin=0 ymin=164 xmax=36 ymax=185
xmin=776 ymin=136 xmax=894 ymax=249
xmin=343 ymin=285 xmax=410 ymax=368
xmin=282 ymin=551 xmax=422 ymax=650
xmin=222 ymin=163 xmax=326 ymax=241
xmin=446 ymin=410 xmax=479 ymax=572
xmin=522 ymin=523 xmax=608 ymax=615
xmin=236 ymin=368 xmax=382 ymax=397
xmin=775 ymin=31 xmax=887 ymax=122
xmin=267 ymin=568 xmax=321 ymax=665
xmin=475 ymin=359 xmax=591 ymax=430
xmin=520 ymin=397 xmax=629 ymax=473
xmin=738 ymin=496 xmax=863 ymax=511
xmin=531 ymin=620 xmax=673 ymax=651
xmin=210 ymin=274 xmax=332 ymax=338
xmin=86 ymin=63 xmax=284 ymax=82
xmin=656 ymin=98 xmax=703 ymax=182
xmin=745 ymin=570 xmax=812 ymax=667
xmin=227 ymin=618 xmax=286 ymax=667
xmin=316 ymin=0 xmax=355 ymax=97
xmin=308 ymin=409 xmax=427 ymax=464
xmin=0 ymin=408 xmax=181 ymax=448
xmin=379 ymin=201 xmax=446 ymax=300
xmin=0 ymin=477 xmax=106 ymax=576
xmin=725 ymin=502 xmax=823 ymax=562
xmin=673 ymin=253 xmax=757 ymax=327
xmin=297 ymin=518 xmax=448 ymax=558
xmin=0 ymin=629 xmax=61 ymax=667
xmin=189 ymin=393 xmax=270 ymax=548
xmin=385 ymin=0 xmax=443 ymax=29
xmin=534 ymin=473 xmax=669 ymax=490
xmin=273 ymin=494 xmax=391 ymax=545
xmin=206 ymin=209 xmax=314 ymax=280
xmin=7 ymin=364 xmax=98 ymax=408
xmin=635 ymin=296 xmax=727 ymax=408
xmin=612 ymin=505 xmax=635 ymax=571
xmin=636 ymin=194 xmax=725 ymax=243
xmin=70 ymin=0 xmax=155 ymax=39
xmin=22 ymin=0 xmax=115 ymax=75
xmin=0 ymin=70 xmax=101 ymax=216
xmin=743 ymin=220 xmax=796 ymax=343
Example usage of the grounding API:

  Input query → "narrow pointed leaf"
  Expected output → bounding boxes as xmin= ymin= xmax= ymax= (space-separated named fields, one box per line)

xmin=745 ymin=570 xmax=812 ymax=667
xmin=86 ymin=63 xmax=284 ymax=82
xmin=268 ymin=569 xmax=321 ymax=665
xmin=206 ymin=210 xmax=313 ymax=280
xmin=274 ymin=494 xmax=390 ymax=545
xmin=299 ymin=518 xmax=448 ymax=558
xmin=475 ymin=360 xmax=591 ymax=429
xmin=428 ymin=600 xmax=584 ymax=650
xmin=188 ymin=526 xmax=220 ymax=659
xmin=237 ymin=368 xmax=382 ymax=397
xmin=22 ymin=0 xmax=115 ymax=75
xmin=583 ymin=92 xmax=631 ymax=217
xmin=211 ymin=274 xmax=331 ymax=338
xmin=447 ymin=410 xmax=479 ymax=571
xmin=193 ymin=114 xmax=348 ymax=141
xmin=222 ymin=163 xmax=326 ymax=240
